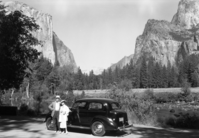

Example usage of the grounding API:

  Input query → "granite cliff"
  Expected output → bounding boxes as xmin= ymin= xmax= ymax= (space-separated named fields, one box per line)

xmin=2 ymin=1 xmax=77 ymax=72
xmin=132 ymin=0 xmax=199 ymax=67
xmin=110 ymin=0 xmax=199 ymax=70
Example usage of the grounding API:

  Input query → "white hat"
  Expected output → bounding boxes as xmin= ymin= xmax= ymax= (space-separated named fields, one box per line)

xmin=60 ymin=100 xmax=66 ymax=104
xmin=55 ymin=95 xmax=60 ymax=99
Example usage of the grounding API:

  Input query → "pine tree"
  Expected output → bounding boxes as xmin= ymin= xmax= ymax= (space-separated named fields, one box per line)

xmin=147 ymin=57 xmax=155 ymax=88
xmin=140 ymin=57 xmax=148 ymax=88
xmin=161 ymin=66 xmax=168 ymax=88
xmin=168 ymin=66 xmax=178 ymax=87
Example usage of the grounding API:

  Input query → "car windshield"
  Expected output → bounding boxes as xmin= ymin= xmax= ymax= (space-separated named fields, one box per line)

xmin=111 ymin=102 xmax=121 ymax=110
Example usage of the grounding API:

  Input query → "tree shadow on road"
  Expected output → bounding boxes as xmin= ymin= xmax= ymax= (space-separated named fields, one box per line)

xmin=0 ymin=116 xmax=43 ymax=131
xmin=67 ymin=128 xmax=131 ymax=137
xmin=130 ymin=126 xmax=199 ymax=138
xmin=0 ymin=116 xmax=57 ymax=138
xmin=1 ymin=116 xmax=199 ymax=138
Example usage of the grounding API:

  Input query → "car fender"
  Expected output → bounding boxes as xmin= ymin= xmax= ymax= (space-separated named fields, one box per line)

xmin=91 ymin=116 xmax=117 ymax=130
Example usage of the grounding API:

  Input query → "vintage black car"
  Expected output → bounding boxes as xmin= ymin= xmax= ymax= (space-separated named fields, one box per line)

xmin=45 ymin=98 xmax=133 ymax=136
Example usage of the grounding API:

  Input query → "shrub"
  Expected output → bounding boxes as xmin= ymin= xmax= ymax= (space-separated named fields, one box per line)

xmin=81 ymin=91 xmax=85 ymax=98
xmin=141 ymin=89 xmax=154 ymax=101
xmin=108 ymin=87 xmax=157 ymax=125
xmin=19 ymin=103 xmax=29 ymax=115
xmin=41 ymin=92 xmax=50 ymax=100
xmin=181 ymin=79 xmax=191 ymax=97
xmin=118 ymin=79 xmax=132 ymax=91
xmin=166 ymin=109 xmax=199 ymax=129
xmin=40 ymin=100 xmax=51 ymax=114
xmin=154 ymin=92 xmax=179 ymax=103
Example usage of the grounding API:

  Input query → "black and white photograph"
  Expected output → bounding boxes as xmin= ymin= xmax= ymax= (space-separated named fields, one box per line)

xmin=0 ymin=0 xmax=199 ymax=138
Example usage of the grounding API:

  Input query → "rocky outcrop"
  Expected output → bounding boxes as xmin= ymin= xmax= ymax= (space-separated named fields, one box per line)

xmin=2 ymin=1 xmax=77 ymax=72
xmin=53 ymin=32 xmax=77 ymax=72
xmin=110 ymin=54 xmax=134 ymax=71
xmin=172 ymin=0 xmax=199 ymax=29
xmin=132 ymin=0 xmax=199 ymax=68
xmin=133 ymin=19 xmax=182 ymax=66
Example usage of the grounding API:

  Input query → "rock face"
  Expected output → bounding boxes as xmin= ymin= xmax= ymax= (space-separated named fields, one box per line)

xmin=2 ymin=1 xmax=77 ymax=72
xmin=132 ymin=0 xmax=199 ymax=67
xmin=110 ymin=54 xmax=134 ymax=70
xmin=53 ymin=32 xmax=77 ymax=71
xmin=172 ymin=0 xmax=199 ymax=29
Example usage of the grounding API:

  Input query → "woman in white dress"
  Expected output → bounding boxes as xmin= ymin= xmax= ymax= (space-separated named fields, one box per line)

xmin=59 ymin=100 xmax=71 ymax=134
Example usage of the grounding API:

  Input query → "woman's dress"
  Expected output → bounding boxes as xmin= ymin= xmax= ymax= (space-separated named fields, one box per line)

xmin=59 ymin=105 xmax=70 ymax=128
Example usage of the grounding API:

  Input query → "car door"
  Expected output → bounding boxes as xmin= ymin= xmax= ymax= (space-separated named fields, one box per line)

xmin=70 ymin=101 xmax=87 ymax=125
xmin=86 ymin=102 xmax=107 ymax=125
xmin=78 ymin=102 xmax=89 ymax=125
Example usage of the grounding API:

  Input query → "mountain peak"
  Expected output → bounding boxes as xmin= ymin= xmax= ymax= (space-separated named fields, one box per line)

xmin=171 ymin=0 xmax=199 ymax=29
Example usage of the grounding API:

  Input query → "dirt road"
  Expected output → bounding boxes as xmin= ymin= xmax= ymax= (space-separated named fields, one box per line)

xmin=0 ymin=117 xmax=199 ymax=138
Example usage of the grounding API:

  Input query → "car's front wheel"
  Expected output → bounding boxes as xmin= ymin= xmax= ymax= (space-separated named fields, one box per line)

xmin=46 ymin=118 xmax=54 ymax=130
xmin=91 ymin=121 xmax=106 ymax=136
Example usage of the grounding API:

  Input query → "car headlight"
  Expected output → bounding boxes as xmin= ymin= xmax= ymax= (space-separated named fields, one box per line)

xmin=108 ymin=118 xmax=115 ymax=126
xmin=107 ymin=118 xmax=115 ymax=126
xmin=107 ymin=118 xmax=113 ymax=122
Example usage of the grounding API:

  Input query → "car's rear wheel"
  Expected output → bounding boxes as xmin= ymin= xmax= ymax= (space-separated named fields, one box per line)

xmin=46 ymin=118 xmax=54 ymax=130
xmin=91 ymin=121 xmax=106 ymax=136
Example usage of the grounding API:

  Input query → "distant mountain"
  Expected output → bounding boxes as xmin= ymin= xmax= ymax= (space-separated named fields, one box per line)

xmin=2 ymin=1 xmax=78 ymax=72
xmin=109 ymin=54 xmax=134 ymax=71
xmin=82 ymin=67 xmax=104 ymax=75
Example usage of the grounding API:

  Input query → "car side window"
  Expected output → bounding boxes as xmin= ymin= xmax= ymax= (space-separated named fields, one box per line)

xmin=111 ymin=103 xmax=120 ymax=110
xmin=89 ymin=102 xmax=103 ymax=110
xmin=73 ymin=102 xmax=87 ymax=109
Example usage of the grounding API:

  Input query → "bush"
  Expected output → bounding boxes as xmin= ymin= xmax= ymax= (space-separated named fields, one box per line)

xmin=108 ymin=87 xmax=157 ymax=125
xmin=19 ymin=103 xmax=29 ymax=115
xmin=41 ymin=92 xmax=50 ymax=100
xmin=118 ymin=79 xmax=132 ymax=91
xmin=181 ymin=79 xmax=191 ymax=97
xmin=154 ymin=92 xmax=179 ymax=103
xmin=165 ymin=109 xmax=199 ymax=129
xmin=40 ymin=100 xmax=51 ymax=114
xmin=81 ymin=91 xmax=85 ymax=98
xmin=141 ymin=89 xmax=154 ymax=101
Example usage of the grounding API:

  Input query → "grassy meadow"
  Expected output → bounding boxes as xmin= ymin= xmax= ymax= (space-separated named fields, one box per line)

xmin=73 ymin=87 xmax=199 ymax=97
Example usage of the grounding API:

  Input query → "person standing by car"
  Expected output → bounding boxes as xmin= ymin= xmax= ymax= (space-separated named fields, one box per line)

xmin=59 ymin=100 xmax=71 ymax=134
xmin=48 ymin=95 xmax=61 ymax=133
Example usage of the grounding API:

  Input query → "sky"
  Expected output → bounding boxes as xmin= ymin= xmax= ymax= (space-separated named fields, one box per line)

xmin=3 ymin=0 xmax=180 ymax=74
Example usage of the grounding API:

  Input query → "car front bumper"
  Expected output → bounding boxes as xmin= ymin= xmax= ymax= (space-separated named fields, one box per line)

xmin=118 ymin=124 xmax=133 ymax=131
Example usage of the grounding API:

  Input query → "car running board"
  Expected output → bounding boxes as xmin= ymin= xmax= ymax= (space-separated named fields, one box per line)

xmin=68 ymin=124 xmax=90 ymax=129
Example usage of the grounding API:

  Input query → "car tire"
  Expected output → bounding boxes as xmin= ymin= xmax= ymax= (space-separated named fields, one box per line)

xmin=46 ymin=118 xmax=53 ymax=130
xmin=91 ymin=121 xmax=106 ymax=136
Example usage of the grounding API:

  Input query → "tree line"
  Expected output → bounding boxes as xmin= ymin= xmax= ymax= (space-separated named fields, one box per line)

xmin=72 ymin=54 xmax=199 ymax=90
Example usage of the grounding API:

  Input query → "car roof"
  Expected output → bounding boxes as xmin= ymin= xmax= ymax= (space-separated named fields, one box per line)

xmin=75 ymin=98 xmax=116 ymax=103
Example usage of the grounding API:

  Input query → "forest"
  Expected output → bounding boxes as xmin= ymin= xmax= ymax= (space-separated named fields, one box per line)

xmin=72 ymin=54 xmax=199 ymax=90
